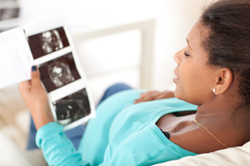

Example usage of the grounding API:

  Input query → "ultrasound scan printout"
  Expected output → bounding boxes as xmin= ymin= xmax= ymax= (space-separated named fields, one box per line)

xmin=0 ymin=0 xmax=17 ymax=1
xmin=0 ymin=14 xmax=95 ymax=130
xmin=17 ymin=15 xmax=96 ymax=130
xmin=28 ymin=27 xmax=69 ymax=59
xmin=53 ymin=88 xmax=91 ymax=126
xmin=0 ymin=8 xmax=19 ymax=21
xmin=0 ymin=0 xmax=20 ymax=32
xmin=38 ymin=52 xmax=81 ymax=92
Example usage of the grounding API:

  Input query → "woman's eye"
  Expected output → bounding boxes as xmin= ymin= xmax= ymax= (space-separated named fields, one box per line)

xmin=184 ymin=51 xmax=190 ymax=57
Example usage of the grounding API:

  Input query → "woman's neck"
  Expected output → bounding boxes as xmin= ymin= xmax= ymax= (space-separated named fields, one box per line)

xmin=194 ymin=97 xmax=250 ymax=147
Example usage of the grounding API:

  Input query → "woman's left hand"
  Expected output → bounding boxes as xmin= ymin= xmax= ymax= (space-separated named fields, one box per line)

xmin=134 ymin=90 xmax=175 ymax=104
xmin=18 ymin=66 xmax=54 ymax=130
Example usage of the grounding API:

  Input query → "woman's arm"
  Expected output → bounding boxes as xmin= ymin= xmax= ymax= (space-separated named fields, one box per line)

xmin=19 ymin=66 xmax=89 ymax=166
xmin=36 ymin=122 xmax=89 ymax=166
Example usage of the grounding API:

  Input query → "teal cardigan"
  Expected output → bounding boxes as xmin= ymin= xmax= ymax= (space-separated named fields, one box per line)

xmin=36 ymin=90 xmax=198 ymax=166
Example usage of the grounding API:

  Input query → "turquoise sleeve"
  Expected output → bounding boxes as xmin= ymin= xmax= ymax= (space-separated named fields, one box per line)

xmin=36 ymin=122 xmax=90 ymax=166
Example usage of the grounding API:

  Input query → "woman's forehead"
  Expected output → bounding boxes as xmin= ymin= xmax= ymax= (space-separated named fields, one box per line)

xmin=187 ymin=21 xmax=209 ymax=52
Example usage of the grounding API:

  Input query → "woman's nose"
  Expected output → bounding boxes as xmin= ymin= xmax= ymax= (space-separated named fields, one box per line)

xmin=174 ymin=50 xmax=181 ymax=65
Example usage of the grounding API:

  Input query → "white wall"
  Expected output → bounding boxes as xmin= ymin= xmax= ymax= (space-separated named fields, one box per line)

xmin=151 ymin=0 xmax=216 ymax=91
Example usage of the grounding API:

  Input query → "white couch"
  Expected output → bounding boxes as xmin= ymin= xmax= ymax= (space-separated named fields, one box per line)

xmin=155 ymin=141 xmax=250 ymax=166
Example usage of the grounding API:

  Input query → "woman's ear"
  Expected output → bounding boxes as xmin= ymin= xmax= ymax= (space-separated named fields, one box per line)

xmin=214 ymin=68 xmax=233 ymax=95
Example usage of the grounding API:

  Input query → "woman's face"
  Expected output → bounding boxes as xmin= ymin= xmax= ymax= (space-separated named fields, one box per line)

xmin=173 ymin=21 xmax=218 ymax=105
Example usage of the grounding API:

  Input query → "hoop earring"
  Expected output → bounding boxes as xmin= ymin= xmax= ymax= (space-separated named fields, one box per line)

xmin=213 ymin=88 xmax=216 ymax=93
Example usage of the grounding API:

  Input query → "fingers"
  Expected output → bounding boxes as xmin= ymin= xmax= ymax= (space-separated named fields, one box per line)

xmin=18 ymin=80 xmax=31 ymax=96
xmin=142 ymin=92 xmax=162 ymax=101
xmin=18 ymin=66 xmax=43 ymax=97
xmin=134 ymin=90 xmax=175 ymax=104
xmin=154 ymin=93 xmax=169 ymax=100
xmin=134 ymin=91 xmax=161 ymax=104
xmin=19 ymin=80 xmax=31 ymax=90
xmin=30 ymin=66 xmax=42 ymax=88
xmin=154 ymin=91 xmax=174 ymax=100
xmin=140 ymin=91 xmax=158 ymax=97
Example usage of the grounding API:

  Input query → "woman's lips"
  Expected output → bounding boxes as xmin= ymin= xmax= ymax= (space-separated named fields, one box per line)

xmin=173 ymin=75 xmax=179 ymax=83
xmin=173 ymin=69 xmax=179 ymax=83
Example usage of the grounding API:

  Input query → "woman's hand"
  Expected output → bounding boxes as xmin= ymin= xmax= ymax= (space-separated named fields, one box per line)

xmin=134 ymin=90 xmax=175 ymax=104
xmin=18 ymin=66 xmax=54 ymax=130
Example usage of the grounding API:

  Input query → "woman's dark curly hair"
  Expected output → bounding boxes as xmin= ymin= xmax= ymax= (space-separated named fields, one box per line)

xmin=201 ymin=0 xmax=250 ymax=106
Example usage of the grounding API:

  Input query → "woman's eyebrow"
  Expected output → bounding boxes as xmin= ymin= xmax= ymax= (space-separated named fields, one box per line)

xmin=186 ymin=39 xmax=193 ymax=51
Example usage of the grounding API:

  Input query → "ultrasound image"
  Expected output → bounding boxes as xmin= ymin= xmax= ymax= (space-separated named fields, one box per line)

xmin=53 ymin=88 xmax=91 ymax=126
xmin=48 ymin=61 xmax=75 ymax=88
xmin=41 ymin=30 xmax=63 ymax=54
xmin=28 ymin=27 xmax=69 ymax=59
xmin=38 ymin=52 xmax=81 ymax=92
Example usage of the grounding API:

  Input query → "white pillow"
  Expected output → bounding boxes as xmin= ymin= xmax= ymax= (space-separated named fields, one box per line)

xmin=154 ymin=141 xmax=250 ymax=166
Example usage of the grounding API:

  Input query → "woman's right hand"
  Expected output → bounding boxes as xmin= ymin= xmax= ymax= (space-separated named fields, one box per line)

xmin=134 ymin=90 xmax=175 ymax=104
xmin=18 ymin=66 xmax=54 ymax=130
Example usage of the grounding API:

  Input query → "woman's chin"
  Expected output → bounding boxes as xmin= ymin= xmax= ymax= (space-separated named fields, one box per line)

xmin=173 ymin=89 xmax=184 ymax=101
xmin=173 ymin=90 xmax=180 ymax=99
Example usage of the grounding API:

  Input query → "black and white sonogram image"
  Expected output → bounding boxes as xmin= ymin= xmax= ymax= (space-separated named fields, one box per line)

xmin=0 ymin=8 xmax=19 ymax=20
xmin=28 ymin=27 xmax=70 ymax=59
xmin=41 ymin=30 xmax=63 ymax=54
xmin=53 ymin=88 xmax=91 ymax=126
xmin=38 ymin=53 xmax=81 ymax=92
xmin=48 ymin=61 xmax=75 ymax=87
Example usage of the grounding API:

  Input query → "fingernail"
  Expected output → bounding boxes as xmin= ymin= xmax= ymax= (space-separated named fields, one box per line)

xmin=32 ymin=66 xmax=37 ymax=71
